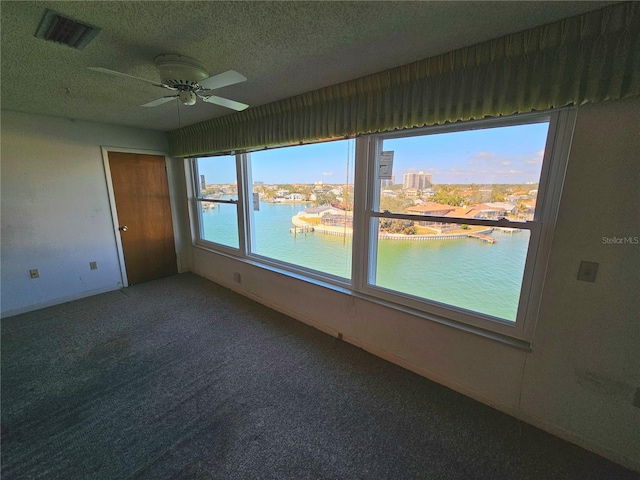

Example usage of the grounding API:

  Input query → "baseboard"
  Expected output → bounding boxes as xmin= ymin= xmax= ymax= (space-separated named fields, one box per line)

xmin=1 ymin=284 xmax=122 ymax=318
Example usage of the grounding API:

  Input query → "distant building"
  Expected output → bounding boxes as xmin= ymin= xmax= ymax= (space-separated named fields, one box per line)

xmin=285 ymin=193 xmax=305 ymax=201
xmin=380 ymin=175 xmax=395 ymax=188
xmin=406 ymin=202 xmax=457 ymax=230
xmin=403 ymin=171 xmax=432 ymax=190
xmin=484 ymin=202 xmax=516 ymax=216
xmin=200 ymin=174 xmax=206 ymax=192
xmin=407 ymin=202 xmax=456 ymax=216
xmin=302 ymin=205 xmax=344 ymax=217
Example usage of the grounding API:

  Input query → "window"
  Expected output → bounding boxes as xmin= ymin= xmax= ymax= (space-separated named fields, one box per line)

xmin=362 ymin=121 xmax=549 ymax=324
xmin=190 ymin=110 xmax=573 ymax=341
xmin=193 ymin=155 xmax=241 ymax=250
xmin=247 ymin=140 xmax=355 ymax=279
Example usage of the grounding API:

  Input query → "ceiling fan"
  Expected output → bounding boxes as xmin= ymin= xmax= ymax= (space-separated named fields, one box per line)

xmin=88 ymin=54 xmax=249 ymax=111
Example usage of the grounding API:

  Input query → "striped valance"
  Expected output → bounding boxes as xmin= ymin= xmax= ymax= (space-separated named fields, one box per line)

xmin=169 ymin=2 xmax=639 ymax=158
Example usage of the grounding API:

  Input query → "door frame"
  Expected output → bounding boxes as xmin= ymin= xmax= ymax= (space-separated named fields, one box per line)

xmin=101 ymin=147 xmax=183 ymax=287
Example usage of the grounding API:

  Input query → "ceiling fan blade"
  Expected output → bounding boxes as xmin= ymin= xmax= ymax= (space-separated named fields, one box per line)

xmin=88 ymin=67 xmax=165 ymax=87
xmin=198 ymin=70 xmax=247 ymax=90
xmin=142 ymin=96 xmax=177 ymax=107
xmin=202 ymin=95 xmax=249 ymax=111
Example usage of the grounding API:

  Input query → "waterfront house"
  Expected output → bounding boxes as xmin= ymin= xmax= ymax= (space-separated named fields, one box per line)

xmin=302 ymin=205 xmax=345 ymax=218
xmin=407 ymin=202 xmax=457 ymax=216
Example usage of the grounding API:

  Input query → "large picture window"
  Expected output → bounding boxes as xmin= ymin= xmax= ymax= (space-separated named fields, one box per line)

xmin=363 ymin=121 xmax=549 ymax=324
xmin=189 ymin=110 xmax=573 ymax=341
xmin=247 ymin=140 xmax=355 ymax=279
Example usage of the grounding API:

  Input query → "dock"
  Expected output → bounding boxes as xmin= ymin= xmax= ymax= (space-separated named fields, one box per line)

xmin=290 ymin=226 xmax=314 ymax=234
xmin=468 ymin=233 xmax=497 ymax=243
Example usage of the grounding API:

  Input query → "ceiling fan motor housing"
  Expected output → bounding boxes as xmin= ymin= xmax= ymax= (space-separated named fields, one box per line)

xmin=154 ymin=54 xmax=209 ymax=89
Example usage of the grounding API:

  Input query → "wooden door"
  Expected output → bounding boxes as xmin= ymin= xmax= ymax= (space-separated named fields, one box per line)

xmin=109 ymin=152 xmax=177 ymax=285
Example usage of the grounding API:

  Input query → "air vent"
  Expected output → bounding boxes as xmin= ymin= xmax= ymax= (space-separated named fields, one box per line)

xmin=35 ymin=9 xmax=100 ymax=50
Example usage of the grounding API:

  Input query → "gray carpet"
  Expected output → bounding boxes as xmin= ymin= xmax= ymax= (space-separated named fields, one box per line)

xmin=1 ymin=273 xmax=638 ymax=480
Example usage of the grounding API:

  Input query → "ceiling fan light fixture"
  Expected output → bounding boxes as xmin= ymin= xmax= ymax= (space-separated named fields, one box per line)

xmin=179 ymin=91 xmax=197 ymax=106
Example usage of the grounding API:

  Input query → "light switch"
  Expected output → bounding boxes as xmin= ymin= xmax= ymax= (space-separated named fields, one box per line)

xmin=577 ymin=261 xmax=599 ymax=282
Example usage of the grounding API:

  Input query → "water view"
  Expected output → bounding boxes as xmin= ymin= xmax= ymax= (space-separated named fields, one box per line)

xmin=197 ymin=120 xmax=548 ymax=323
xmin=200 ymin=201 xmax=529 ymax=321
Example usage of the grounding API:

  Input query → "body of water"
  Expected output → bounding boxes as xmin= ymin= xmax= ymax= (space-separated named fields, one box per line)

xmin=201 ymin=201 xmax=530 ymax=321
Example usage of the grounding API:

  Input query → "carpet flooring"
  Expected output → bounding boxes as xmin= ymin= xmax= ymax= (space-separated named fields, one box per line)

xmin=2 ymin=273 xmax=638 ymax=479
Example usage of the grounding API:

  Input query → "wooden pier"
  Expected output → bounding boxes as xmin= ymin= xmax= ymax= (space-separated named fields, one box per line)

xmin=290 ymin=226 xmax=314 ymax=235
xmin=468 ymin=233 xmax=497 ymax=243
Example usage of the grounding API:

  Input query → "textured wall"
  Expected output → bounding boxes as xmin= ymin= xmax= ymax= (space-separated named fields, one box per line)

xmin=0 ymin=111 xmax=170 ymax=315
xmin=520 ymin=97 xmax=640 ymax=469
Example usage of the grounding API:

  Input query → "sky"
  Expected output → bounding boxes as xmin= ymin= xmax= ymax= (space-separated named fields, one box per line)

xmin=197 ymin=121 xmax=549 ymax=185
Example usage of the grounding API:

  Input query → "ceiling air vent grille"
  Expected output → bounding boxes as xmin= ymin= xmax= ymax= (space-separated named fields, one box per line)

xmin=35 ymin=9 xmax=100 ymax=50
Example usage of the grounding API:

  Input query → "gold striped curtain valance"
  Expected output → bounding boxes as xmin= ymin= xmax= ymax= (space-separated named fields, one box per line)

xmin=169 ymin=2 xmax=639 ymax=158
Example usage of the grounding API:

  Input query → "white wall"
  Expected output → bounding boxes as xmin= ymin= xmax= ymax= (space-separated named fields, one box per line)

xmin=188 ymin=97 xmax=640 ymax=471
xmin=0 ymin=111 xmax=188 ymax=316
xmin=520 ymin=97 xmax=640 ymax=467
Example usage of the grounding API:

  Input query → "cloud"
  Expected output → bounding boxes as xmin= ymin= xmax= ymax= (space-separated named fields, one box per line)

xmin=501 ymin=161 xmax=511 ymax=166
xmin=474 ymin=152 xmax=496 ymax=159
xmin=322 ymin=171 xmax=333 ymax=176
xmin=526 ymin=150 xmax=545 ymax=164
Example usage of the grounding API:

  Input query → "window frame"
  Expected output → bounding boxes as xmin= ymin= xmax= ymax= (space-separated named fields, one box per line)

xmin=189 ymin=108 xmax=575 ymax=343
xmin=241 ymin=143 xmax=357 ymax=284
xmin=191 ymin=154 xmax=247 ymax=256
xmin=352 ymin=109 xmax=574 ymax=339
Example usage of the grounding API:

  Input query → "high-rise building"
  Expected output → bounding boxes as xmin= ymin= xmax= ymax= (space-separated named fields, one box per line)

xmin=200 ymin=174 xmax=206 ymax=192
xmin=403 ymin=171 xmax=432 ymax=190
xmin=380 ymin=175 xmax=395 ymax=188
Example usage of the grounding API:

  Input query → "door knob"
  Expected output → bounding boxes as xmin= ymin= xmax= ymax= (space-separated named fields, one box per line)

xmin=118 ymin=225 xmax=128 ymax=232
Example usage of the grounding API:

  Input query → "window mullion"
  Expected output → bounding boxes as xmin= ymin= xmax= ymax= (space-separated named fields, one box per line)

xmin=236 ymin=152 xmax=250 ymax=257
xmin=351 ymin=136 xmax=372 ymax=291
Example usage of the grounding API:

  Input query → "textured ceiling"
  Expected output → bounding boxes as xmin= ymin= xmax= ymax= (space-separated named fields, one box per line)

xmin=1 ymin=1 xmax=615 ymax=131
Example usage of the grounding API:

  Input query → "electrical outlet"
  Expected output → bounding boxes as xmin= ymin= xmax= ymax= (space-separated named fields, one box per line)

xmin=29 ymin=269 xmax=40 ymax=279
xmin=577 ymin=261 xmax=599 ymax=282
xmin=233 ymin=272 xmax=242 ymax=283
xmin=90 ymin=261 xmax=98 ymax=270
